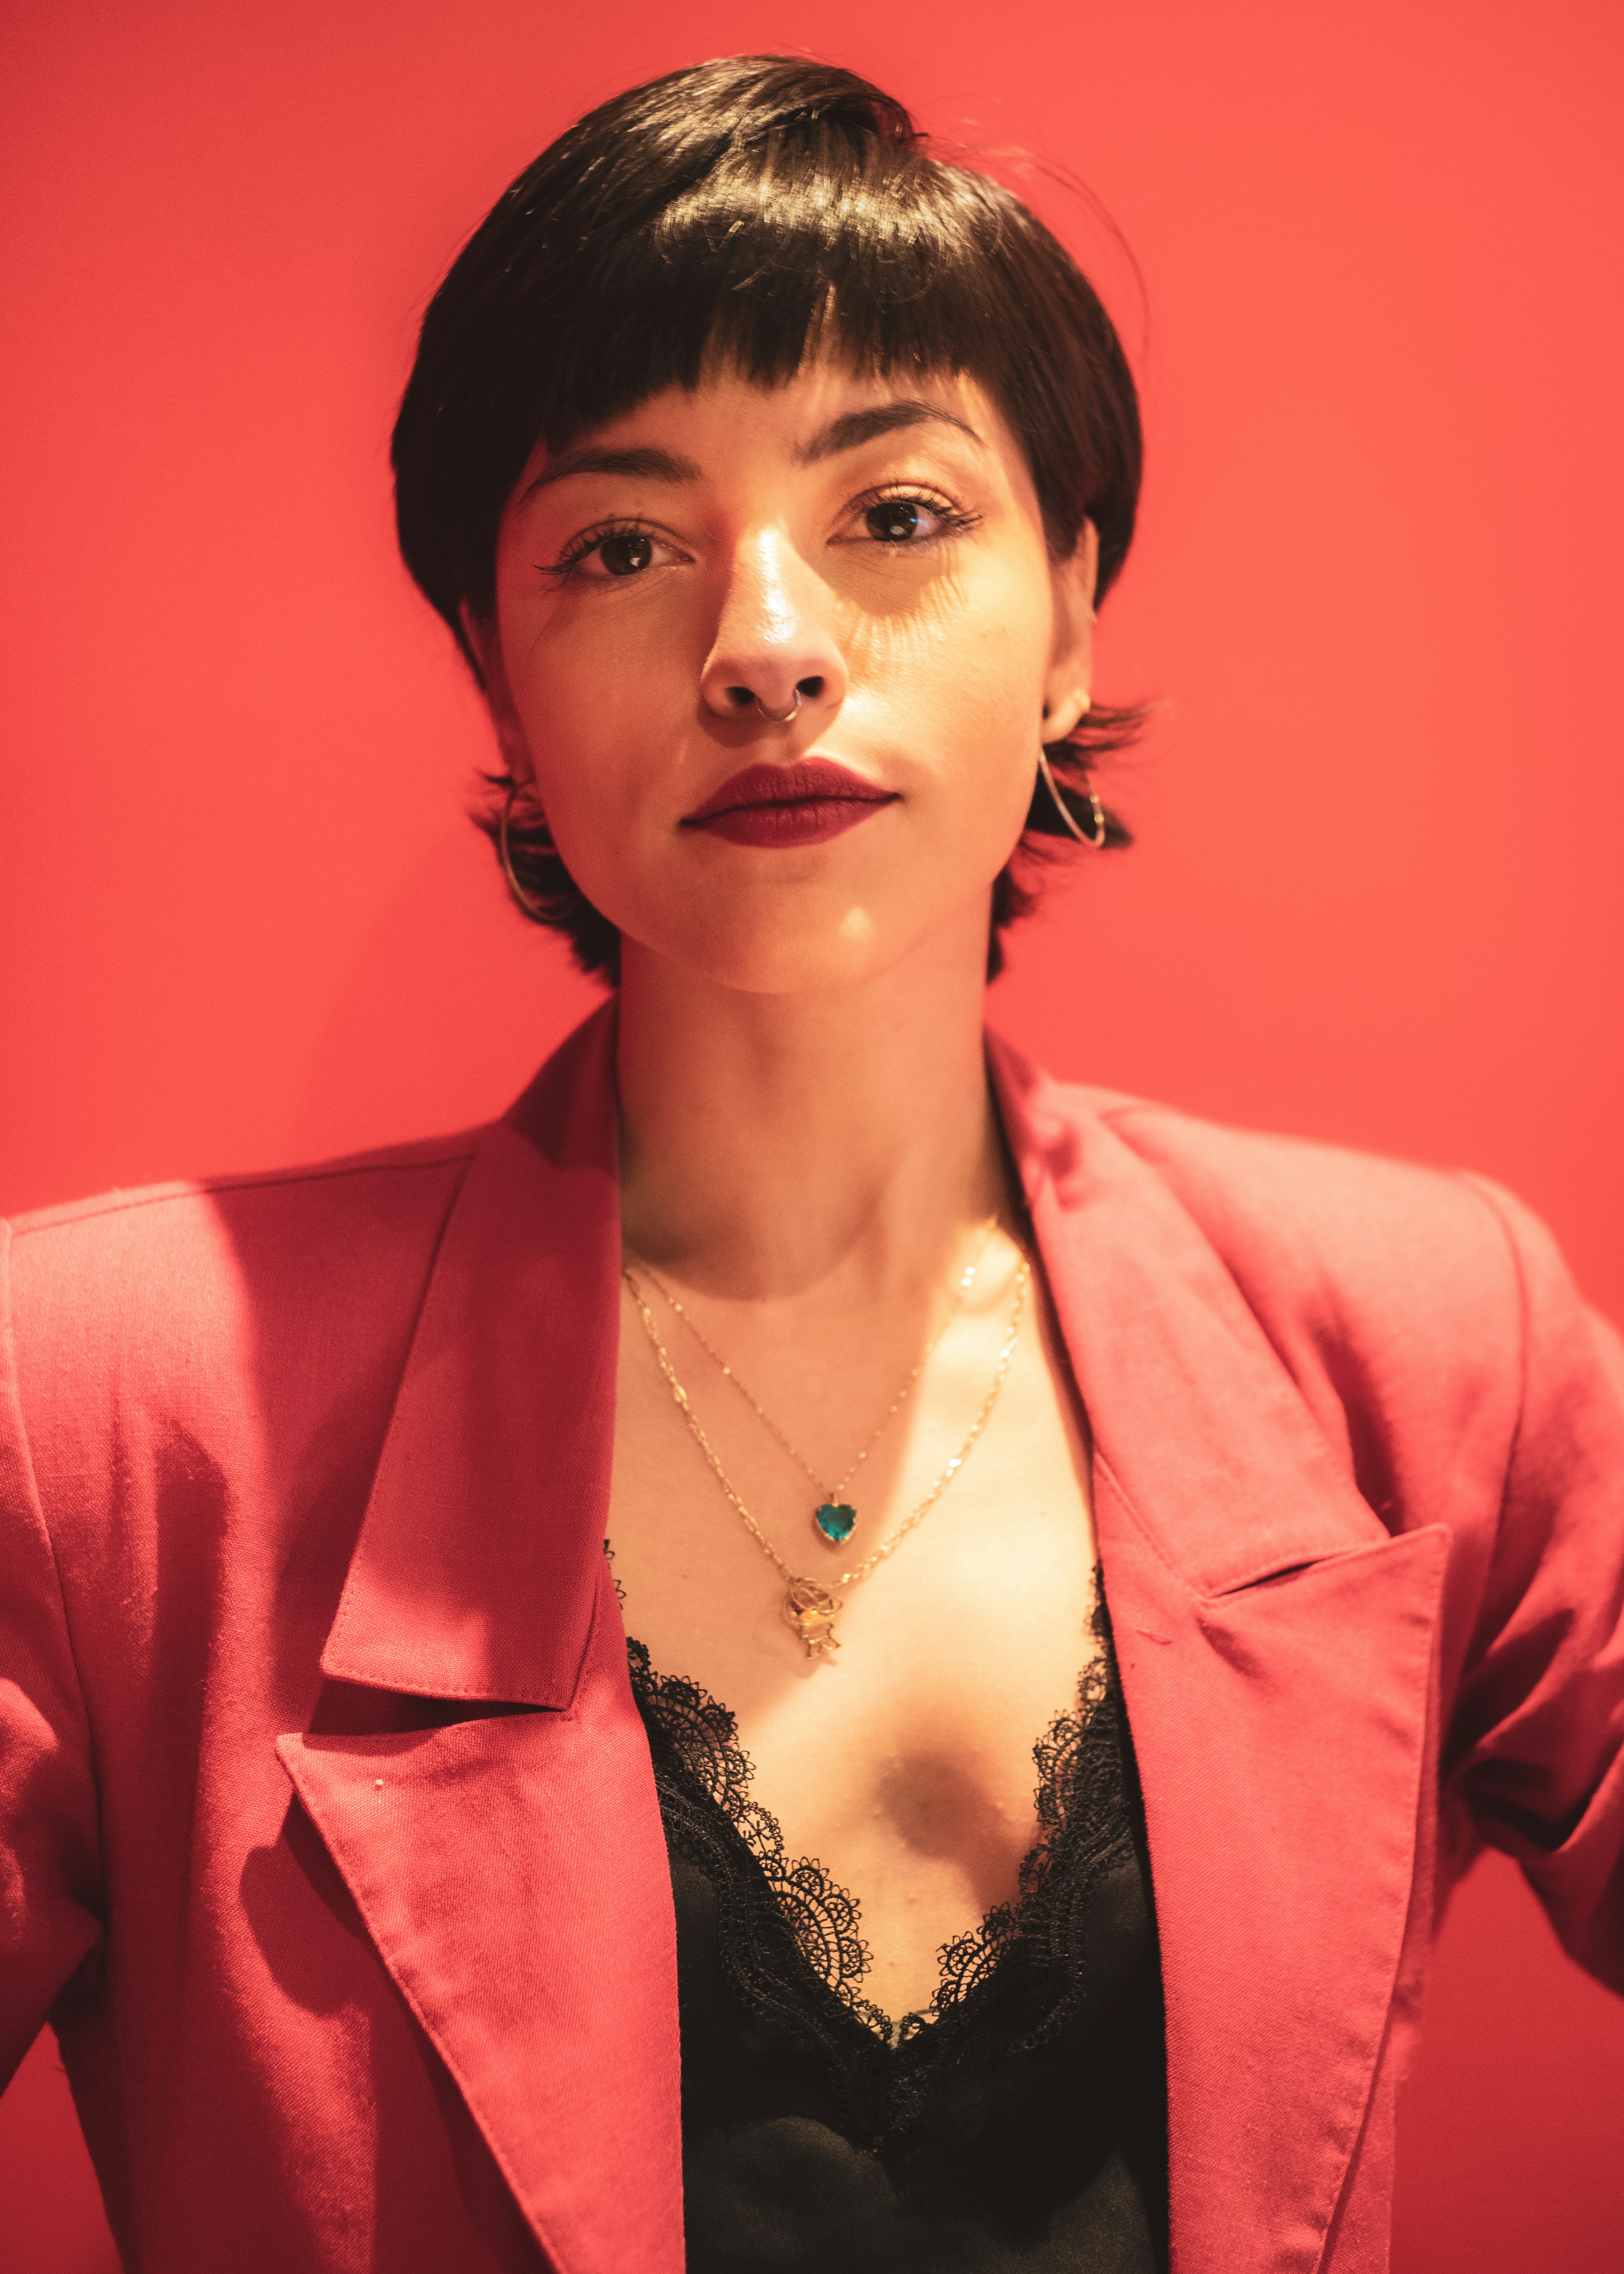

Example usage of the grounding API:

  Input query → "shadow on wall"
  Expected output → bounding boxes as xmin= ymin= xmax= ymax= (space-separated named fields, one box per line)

xmin=290 ymin=819 xmax=605 ymax=1167
xmin=1390 ymin=1850 xmax=1624 ymax=2271
xmin=0 ymin=2034 xmax=120 ymax=2274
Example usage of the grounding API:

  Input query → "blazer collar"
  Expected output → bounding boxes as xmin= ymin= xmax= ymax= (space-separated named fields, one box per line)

xmin=327 ymin=1008 xmax=1393 ymax=1709
xmin=319 ymin=999 xmax=622 ymax=1706
xmin=988 ymin=1030 xmax=1385 ymax=1591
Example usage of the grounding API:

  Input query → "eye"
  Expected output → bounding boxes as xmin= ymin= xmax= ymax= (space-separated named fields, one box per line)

xmin=596 ymin=530 xmax=655 ymax=577
xmin=865 ymin=499 xmax=929 ymax=544
xmin=550 ymin=521 xmax=684 ymax=584
xmin=846 ymin=488 xmax=979 ymax=551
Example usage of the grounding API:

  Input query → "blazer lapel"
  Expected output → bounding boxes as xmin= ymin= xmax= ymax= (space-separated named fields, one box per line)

xmin=320 ymin=1003 xmax=623 ymax=1708
xmin=279 ymin=1002 xmax=684 ymax=2274
xmin=278 ymin=1559 xmax=679 ymax=2274
xmin=992 ymin=1035 xmax=1447 ymax=2274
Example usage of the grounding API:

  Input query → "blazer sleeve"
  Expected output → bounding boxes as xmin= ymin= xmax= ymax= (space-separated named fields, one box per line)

xmin=0 ymin=1220 xmax=104 ymax=2085
xmin=1445 ymin=1177 xmax=1624 ymax=1994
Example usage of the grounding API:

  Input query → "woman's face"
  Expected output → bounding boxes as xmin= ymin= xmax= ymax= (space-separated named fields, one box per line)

xmin=478 ymin=356 xmax=1097 ymax=993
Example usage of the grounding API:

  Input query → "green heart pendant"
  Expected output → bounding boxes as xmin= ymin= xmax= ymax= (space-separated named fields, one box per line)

xmin=814 ymin=1501 xmax=857 ymax=1546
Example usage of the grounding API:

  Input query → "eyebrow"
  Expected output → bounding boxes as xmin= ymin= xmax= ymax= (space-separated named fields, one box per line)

xmin=520 ymin=400 xmax=983 ymax=502
xmin=521 ymin=445 xmax=703 ymax=500
xmin=796 ymin=400 xmax=985 ymax=463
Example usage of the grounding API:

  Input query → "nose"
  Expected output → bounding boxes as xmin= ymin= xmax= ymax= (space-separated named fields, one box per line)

xmin=699 ymin=529 xmax=847 ymax=726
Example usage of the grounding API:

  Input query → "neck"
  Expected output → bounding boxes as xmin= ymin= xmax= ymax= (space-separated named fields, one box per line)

xmin=615 ymin=912 xmax=1004 ymax=1302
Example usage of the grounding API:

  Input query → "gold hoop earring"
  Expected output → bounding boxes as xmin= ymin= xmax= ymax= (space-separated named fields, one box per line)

xmin=499 ymin=779 xmax=551 ymax=918
xmin=1035 ymin=746 xmax=1108 ymax=850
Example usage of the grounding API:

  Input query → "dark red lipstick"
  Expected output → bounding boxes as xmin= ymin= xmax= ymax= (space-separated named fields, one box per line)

xmin=681 ymin=760 xmax=899 ymax=848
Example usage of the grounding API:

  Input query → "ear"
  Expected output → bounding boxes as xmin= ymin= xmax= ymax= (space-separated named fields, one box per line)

xmin=1040 ymin=519 xmax=1100 ymax=743
xmin=459 ymin=606 xmax=534 ymax=781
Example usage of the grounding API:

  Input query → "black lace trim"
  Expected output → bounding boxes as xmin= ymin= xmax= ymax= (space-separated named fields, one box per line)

xmin=623 ymin=1569 xmax=1138 ymax=2143
xmin=628 ymin=1637 xmax=895 ymax=2043
xmin=926 ymin=1598 xmax=1138 ymax=2061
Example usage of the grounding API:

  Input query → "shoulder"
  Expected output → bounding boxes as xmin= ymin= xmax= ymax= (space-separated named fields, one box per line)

xmin=3 ymin=1129 xmax=486 ymax=1431
xmin=6 ymin=1126 xmax=484 ymax=1299
xmin=1085 ymin=1087 xmax=1532 ymax=1328
xmin=8 ymin=1125 xmax=484 ymax=1249
xmin=1007 ymin=1060 xmax=1605 ymax=1500
xmin=990 ymin=1030 xmax=1611 ymax=1408
xmin=1022 ymin=1073 xmax=1624 ymax=1661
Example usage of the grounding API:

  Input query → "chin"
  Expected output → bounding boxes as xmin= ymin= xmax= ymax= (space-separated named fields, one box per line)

xmin=620 ymin=887 xmax=992 ymax=999
xmin=639 ymin=924 xmax=899 ymax=997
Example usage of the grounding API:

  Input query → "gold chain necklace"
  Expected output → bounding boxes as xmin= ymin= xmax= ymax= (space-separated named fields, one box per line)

xmin=622 ymin=1251 xmax=1030 ymax=1660
xmin=626 ymin=1215 xmax=1000 ymax=1553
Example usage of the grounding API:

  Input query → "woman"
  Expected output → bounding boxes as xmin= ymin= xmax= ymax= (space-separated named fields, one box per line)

xmin=1 ymin=53 xmax=1620 ymax=2274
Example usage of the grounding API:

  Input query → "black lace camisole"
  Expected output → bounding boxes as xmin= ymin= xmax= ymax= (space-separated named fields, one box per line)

xmin=624 ymin=1586 xmax=1169 ymax=2272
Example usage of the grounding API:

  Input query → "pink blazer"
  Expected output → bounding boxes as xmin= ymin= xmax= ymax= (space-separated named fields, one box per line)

xmin=3 ymin=1004 xmax=1622 ymax=2274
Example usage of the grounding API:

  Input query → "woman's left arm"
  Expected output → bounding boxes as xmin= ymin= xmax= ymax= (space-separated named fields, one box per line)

xmin=1443 ymin=1176 xmax=1624 ymax=1992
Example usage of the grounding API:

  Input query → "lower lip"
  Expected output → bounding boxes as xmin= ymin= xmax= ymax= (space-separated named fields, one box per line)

xmin=683 ymin=797 xmax=896 ymax=848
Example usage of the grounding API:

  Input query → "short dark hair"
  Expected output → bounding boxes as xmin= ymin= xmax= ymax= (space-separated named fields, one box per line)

xmin=392 ymin=55 xmax=1145 ymax=981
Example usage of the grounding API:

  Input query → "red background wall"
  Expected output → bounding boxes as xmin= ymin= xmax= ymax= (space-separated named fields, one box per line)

xmin=2 ymin=2 xmax=1620 ymax=2266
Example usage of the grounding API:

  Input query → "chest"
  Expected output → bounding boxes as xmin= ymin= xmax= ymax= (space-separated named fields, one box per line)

xmin=606 ymin=1274 xmax=1101 ymax=2008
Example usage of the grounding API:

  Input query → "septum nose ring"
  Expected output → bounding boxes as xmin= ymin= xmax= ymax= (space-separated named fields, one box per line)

xmin=753 ymin=689 xmax=802 ymax=725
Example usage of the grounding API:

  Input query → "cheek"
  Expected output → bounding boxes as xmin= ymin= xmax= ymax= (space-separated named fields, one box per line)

xmin=504 ymin=614 xmax=671 ymax=858
xmin=900 ymin=578 xmax=1048 ymax=844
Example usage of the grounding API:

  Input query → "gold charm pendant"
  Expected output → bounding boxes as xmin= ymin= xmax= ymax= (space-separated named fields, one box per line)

xmin=783 ymin=1576 xmax=843 ymax=1659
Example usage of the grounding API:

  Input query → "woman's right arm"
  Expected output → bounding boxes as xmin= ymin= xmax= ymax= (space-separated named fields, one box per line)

xmin=0 ymin=1220 xmax=104 ymax=2086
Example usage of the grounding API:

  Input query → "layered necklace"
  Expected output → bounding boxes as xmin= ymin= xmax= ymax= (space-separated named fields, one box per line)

xmin=621 ymin=1227 xmax=1030 ymax=1660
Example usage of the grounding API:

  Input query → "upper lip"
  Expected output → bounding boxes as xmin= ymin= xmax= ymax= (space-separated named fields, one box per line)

xmin=683 ymin=760 xmax=897 ymax=822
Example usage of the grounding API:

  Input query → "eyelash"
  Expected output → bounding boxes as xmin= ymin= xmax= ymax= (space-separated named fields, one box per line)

xmin=543 ymin=519 xmax=659 ymax=581
xmin=850 ymin=484 xmax=981 ymax=541
xmin=540 ymin=485 xmax=981 ymax=582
